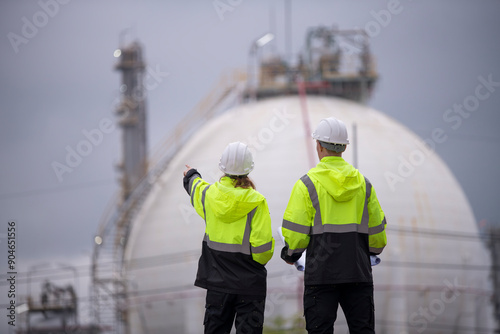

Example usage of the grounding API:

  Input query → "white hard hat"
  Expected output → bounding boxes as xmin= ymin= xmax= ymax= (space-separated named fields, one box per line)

xmin=219 ymin=142 xmax=254 ymax=176
xmin=311 ymin=117 xmax=349 ymax=145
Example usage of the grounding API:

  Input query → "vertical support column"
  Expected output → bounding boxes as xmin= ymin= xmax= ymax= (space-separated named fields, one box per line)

xmin=115 ymin=41 xmax=147 ymax=202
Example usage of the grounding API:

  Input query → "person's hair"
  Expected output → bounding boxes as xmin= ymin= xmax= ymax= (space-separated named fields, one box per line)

xmin=222 ymin=174 xmax=256 ymax=189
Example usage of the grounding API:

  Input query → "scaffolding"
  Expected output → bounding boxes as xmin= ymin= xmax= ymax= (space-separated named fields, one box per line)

xmin=244 ymin=25 xmax=378 ymax=103
xmin=15 ymin=278 xmax=100 ymax=334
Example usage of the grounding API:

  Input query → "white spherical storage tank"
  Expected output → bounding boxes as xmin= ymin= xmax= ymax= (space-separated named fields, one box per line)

xmin=123 ymin=96 xmax=494 ymax=333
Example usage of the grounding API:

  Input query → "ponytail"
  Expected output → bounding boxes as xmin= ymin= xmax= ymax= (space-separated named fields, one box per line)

xmin=222 ymin=175 xmax=256 ymax=190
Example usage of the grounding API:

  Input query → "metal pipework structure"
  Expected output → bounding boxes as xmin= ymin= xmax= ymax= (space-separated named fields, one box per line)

xmin=115 ymin=41 xmax=147 ymax=203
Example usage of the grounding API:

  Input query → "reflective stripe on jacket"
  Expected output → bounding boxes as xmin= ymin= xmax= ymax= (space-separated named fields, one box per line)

xmin=185 ymin=171 xmax=274 ymax=296
xmin=282 ymin=156 xmax=387 ymax=285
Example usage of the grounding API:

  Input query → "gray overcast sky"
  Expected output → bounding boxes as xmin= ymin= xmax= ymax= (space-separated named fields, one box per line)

xmin=0 ymin=0 xmax=499 ymax=288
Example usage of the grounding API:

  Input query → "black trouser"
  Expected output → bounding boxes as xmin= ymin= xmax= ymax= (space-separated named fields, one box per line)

xmin=303 ymin=283 xmax=375 ymax=334
xmin=203 ymin=290 xmax=265 ymax=334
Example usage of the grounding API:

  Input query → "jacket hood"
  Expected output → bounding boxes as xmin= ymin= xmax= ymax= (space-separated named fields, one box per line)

xmin=308 ymin=156 xmax=363 ymax=202
xmin=206 ymin=177 xmax=264 ymax=223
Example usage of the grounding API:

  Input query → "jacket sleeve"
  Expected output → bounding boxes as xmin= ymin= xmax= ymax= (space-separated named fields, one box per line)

xmin=183 ymin=168 xmax=201 ymax=194
xmin=281 ymin=179 xmax=314 ymax=262
xmin=249 ymin=199 xmax=275 ymax=265
xmin=367 ymin=185 xmax=387 ymax=255
xmin=187 ymin=173 xmax=211 ymax=221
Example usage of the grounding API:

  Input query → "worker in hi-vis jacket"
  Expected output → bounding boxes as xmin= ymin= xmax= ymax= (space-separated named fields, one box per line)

xmin=281 ymin=117 xmax=387 ymax=334
xmin=183 ymin=141 xmax=274 ymax=334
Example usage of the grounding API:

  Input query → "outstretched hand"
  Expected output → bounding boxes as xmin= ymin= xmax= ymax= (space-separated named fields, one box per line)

xmin=183 ymin=164 xmax=193 ymax=177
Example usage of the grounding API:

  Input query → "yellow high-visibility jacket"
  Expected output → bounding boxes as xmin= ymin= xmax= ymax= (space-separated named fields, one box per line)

xmin=281 ymin=156 xmax=387 ymax=285
xmin=184 ymin=170 xmax=274 ymax=296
